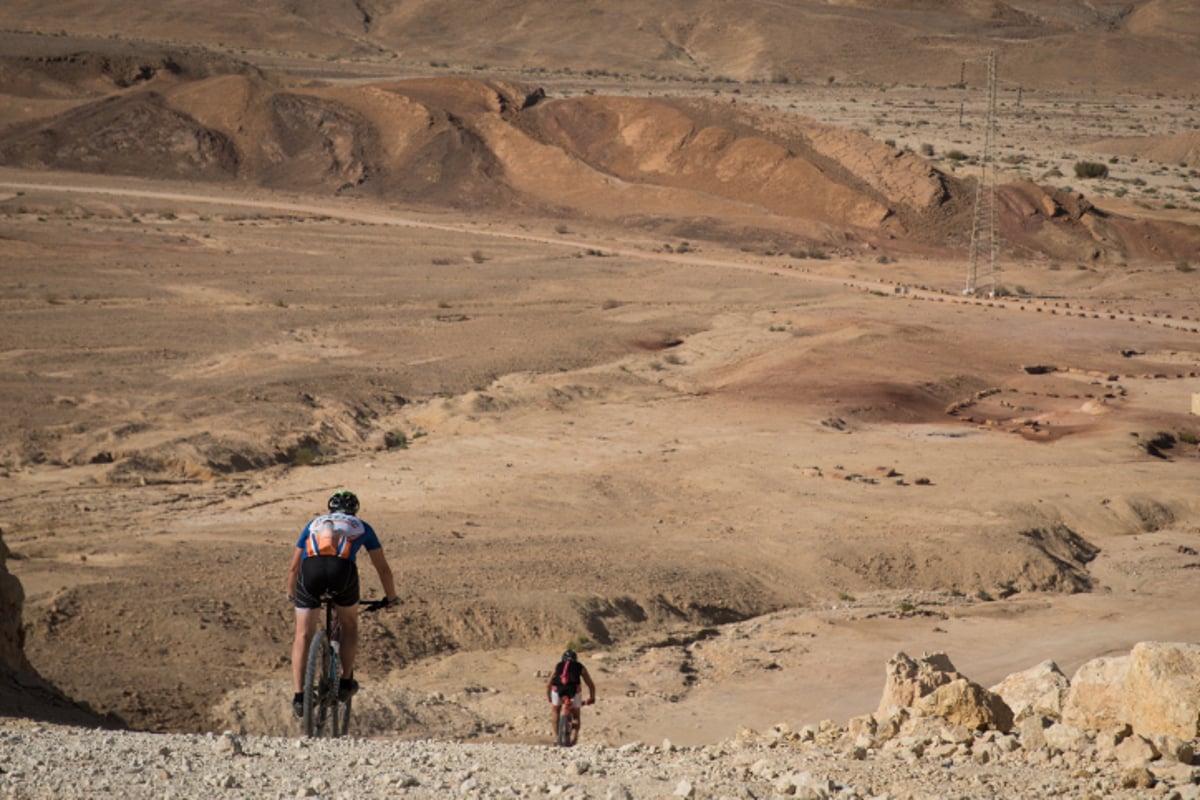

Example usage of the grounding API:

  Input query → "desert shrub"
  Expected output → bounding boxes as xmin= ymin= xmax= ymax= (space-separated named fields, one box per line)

xmin=919 ymin=143 xmax=934 ymax=157
xmin=290 ymin=447 xmax=317 ymax=466
xmin=1176 ymin=261 xmax=1194 ymax=272
xmin=1178 ymin=430 xmax=1198 ymax=445
xmin=1074 ymin=161 xmax=1109 ymax=179
xmin=470 ymin=250 xmax=486 ymax=263
xmin=564 ymin=635 xmax=594 ymax=653
xmin=384 ymin=430 xmax=409 ymax=449
xmin=431 ymin=257 xmax=452 ymax=266
xmin=945 ymin=150 xmax=969 ymax=161
xmin=914 ymin=477 xmax=932 ymax=485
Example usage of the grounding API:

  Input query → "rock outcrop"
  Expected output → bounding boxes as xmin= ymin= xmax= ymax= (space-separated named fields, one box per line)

xmin=874 ymin=651 xmax=1012 ymax=732
xmin=0 ymin=528 xmax=31 ymax=673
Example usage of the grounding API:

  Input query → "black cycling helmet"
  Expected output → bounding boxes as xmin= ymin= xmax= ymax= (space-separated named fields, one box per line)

xmin=562 ymin=649 xmax=577 ymax=662
xmin=328 ymin=489 xmax=360 ymax=516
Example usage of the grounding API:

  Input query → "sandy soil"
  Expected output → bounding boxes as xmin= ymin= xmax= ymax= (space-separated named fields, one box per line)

xmin=2 ymin=163 xmax=1199 ymax=745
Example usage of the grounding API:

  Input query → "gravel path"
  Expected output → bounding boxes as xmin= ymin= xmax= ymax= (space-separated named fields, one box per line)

xmin=4 ymin=716 xmax=1198 ymax=800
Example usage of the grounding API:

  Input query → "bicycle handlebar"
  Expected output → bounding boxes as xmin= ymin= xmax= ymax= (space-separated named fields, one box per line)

xmin=361 ymin=597 xmax=400 ymax=613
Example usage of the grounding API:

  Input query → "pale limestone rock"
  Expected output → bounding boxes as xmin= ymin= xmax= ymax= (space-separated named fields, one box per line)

xmin=1016 ymin=715 xmax=1050 ymax=752
xmin=1062 ymin=654 xmax=1131 ymax=732
xmin=989 ymin=659 xmax=1070 ymax=722
xmin=1064 ymin=642 xmax=1200 ymax=739
xmin=1042 ymin=722 xmax=1090 ymax=755
xmin=1124 ymin=642 xmax=1200 ymax=739
xmin=1150 ymin=733 xmax=1194 ymax=764
xmin=1114 ymin=734 xmax=1160 ymax=769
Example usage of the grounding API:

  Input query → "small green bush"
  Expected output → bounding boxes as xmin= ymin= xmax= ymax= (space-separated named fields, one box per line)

xmin=1074 ymin=161 xmax=1109 ymax=179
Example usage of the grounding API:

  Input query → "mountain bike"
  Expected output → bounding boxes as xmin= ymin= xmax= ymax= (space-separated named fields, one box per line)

xmin=555 ymin=693 xmax=593 ymax=747
xmin=301 ymin=596 xmax=385 ymax=738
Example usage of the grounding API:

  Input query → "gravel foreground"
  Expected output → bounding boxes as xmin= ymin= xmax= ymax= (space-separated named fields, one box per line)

xmin=4 ymin=717 xmax=1199 ymax=800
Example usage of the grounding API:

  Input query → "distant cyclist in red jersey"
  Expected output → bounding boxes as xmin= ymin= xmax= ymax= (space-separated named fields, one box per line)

xmin=546 ymin=649 xmax=596 ymax=742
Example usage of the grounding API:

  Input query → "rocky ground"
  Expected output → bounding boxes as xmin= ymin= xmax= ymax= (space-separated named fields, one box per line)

xmin=2 ymin=714 xmax=1197 ymax=800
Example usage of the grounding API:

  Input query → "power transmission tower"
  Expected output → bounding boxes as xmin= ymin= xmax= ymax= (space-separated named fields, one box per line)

xmin=966 ymin=51 xmax=999 ymax=296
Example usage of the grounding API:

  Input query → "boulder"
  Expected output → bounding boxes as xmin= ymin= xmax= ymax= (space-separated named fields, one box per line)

xmin=1064 ymin=643 xmax=1200 ymax=739
xmin=1124 ymin=642 xmax=1200 ymax=740
xmin=1042 ymin=722 xmax=1091 ymax=755
xmin=1062 ymin=654 xmax=1130 ymax=733
xmin=990 ymin=659 xmax=1070 ymax=722
xmin=914 ymin=678 xmax=1014 ymax=733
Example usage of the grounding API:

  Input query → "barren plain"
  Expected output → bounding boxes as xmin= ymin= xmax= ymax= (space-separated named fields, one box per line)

xmin=1 ymin=1 xmax=1199 ymax=761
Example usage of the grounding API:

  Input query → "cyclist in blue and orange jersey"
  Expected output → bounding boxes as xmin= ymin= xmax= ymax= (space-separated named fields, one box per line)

xmin=546 ymin=649 xmax=596 ymax=742
xmin=286 ymin=489 xmax=399 ymax=718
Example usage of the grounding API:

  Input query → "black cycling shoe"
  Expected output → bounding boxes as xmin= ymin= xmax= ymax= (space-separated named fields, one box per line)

xmin=292 ymin=695 xmax=304 ymax=719
xmin=338 ymin=677 xmax=359 ymax=702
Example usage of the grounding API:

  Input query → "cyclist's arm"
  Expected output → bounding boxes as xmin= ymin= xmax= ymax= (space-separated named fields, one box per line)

xmin=582 ymin=665 xmax=596 ymax=702
xmin=366 ymin=547 xmax=399 ymax=603
xmin=286 ymin=546 xmax=302 ymax=602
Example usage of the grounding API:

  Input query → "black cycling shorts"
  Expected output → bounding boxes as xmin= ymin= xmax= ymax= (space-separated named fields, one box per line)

xmin=295 ymin=556 xmax=360 ymax=609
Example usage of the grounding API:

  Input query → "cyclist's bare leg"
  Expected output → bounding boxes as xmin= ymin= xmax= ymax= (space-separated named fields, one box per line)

xmin=335 ymin=604 xmax=360 ymax=678
xmin=572 ymin=706 xmax=582 ymax=744
xmin=550 ymin=705 xmax=561 ymax=738
xmin=291 ymin=608 xmax=320 ymax=692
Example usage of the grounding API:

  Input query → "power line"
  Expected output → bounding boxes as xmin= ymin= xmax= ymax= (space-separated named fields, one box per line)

xmin=966 ymin=51 xmax=999 ymax=296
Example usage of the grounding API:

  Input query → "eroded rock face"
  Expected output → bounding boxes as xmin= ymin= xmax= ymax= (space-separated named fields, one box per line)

xmin=876 ymin=651 xmax=961 ymax=716
xmin=0 ymin=528 xmax=31 ymax=672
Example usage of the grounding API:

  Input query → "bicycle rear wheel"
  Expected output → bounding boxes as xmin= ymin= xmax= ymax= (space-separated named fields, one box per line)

xmin=302 ymin=630 xmax=331 ymax=738
xmin=556 ymin=704 xmax=573 ymax=747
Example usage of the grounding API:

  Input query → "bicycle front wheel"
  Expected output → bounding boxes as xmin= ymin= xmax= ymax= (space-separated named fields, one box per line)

xmin=328 ymin=645 xmax=350 ymax=738
xmin=302 ymin=630 xmax=331 ymax=738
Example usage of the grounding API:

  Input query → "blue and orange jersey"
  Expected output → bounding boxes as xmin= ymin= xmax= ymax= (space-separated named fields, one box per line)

xmin=296 ymin=512 xmax=381 ymax=561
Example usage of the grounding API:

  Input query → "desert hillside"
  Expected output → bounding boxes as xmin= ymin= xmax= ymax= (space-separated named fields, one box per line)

xmin=1 ymin=2 xmax=1199 ymax=782
xmin=2 ymin=0 xmax=1199 ymax=91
